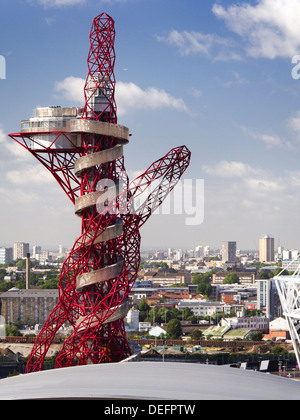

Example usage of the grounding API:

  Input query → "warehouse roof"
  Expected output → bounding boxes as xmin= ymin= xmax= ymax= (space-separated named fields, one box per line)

xmin=0 ymin=361 xmax=299 ymax=400
xmin=202 ymin=325 xmax=231 ymax=338
xmin=223 ymin=329 xmax=252 ymax=340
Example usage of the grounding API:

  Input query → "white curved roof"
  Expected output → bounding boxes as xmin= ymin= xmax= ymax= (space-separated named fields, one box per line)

xmin=0 ymin=362 xmax=299 ymax=400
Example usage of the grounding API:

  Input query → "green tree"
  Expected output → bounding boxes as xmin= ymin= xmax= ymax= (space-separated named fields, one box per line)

xmin=192 ymin=271 xmax=214 ymax=298
xmin=138 ymin=299 xmax=150 ymax=322
xmin=138 ymin=299 xmax=149 ymax=312
xmin=250 ymin=331 xmax=263 ymax=341
xmin=170 ymin=307 xmax=182 ymax=320
xmin=223 ymin=272 xmax=240 ymax=284
xmin=16 ymin=278 xmax=26 ymax=289
xmin=192 ymin=273 xmax=204 ymax=284
xmin=0 ymin=281 xmax=12 ymax=292
xmin=196 ymin=281 xmax=212 ymax=298
xmin=0 ymin=268 xmax=7 ymax=281
xmin=271 ymin=345 xmax=288 ymax=355
xmin=156 ymin=308 xmax=172 ymax=324
xmin=259 ymin=271 xmax=271 ymax=279
xmin=182 ymin=307 xmax=194 ymax=321
xmin=40 ymin=276 xmax=59 ymax=289
xmin=6 ymin=325 xmax=22 ymax=337
xmin=166 ymin=319 xmax=182 ymax=339
xmin=190 ymin=329 xmax=203 ymax=340
xmin=273 ymin=267 xmax=289 ymax=277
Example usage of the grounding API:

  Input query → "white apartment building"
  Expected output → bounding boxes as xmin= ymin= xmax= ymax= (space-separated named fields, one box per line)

xmin=13 ymin=242 xmax=29 ymax=261
xmin=177 ymin=299 xmax=222 ymax=317
xmin=221 ymin=316 xmax=269 ymax=331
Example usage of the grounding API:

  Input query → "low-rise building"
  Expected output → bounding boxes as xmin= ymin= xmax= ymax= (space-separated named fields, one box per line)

xmin=222 ymin=329 xmax=252 ymax=341
xmin=139 ymin=322 xmax=151 ymax=332
xmin=129 ymin=286 xmax=190 ymax=305
xmin=143 ymin=271 xmax=191 ymax=287
xmin=220 ymin=291 xmax=241 ymax=305
xmin=211 ymin=283 xmax=257 ymax=304
xmin=177 ymin=299 xmax=222 ymax=317
xmin=212 ymin=271 xmax=256 ymax=285
xmin=148 ymin=326 xmax=167 ymax=337
xmin=221 ymin=316 xmax=269 ymax=332
xmin=263 ymin=317 xmax=290 ymax=341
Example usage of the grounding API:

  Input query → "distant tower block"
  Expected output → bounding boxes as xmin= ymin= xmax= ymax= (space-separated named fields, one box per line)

xmin=259 ymin=235 xmax=275 ymax=263
xmin=222 ymin=241 xmax=236 ymax=263
xmin=9 ymin=13 xmax=190 ymax=372
xmin=13 ymin=242 xmax=29 ymax=261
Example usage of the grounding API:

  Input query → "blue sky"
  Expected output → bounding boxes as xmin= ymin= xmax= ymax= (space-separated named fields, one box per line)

xmin=1 ymin=0 xmax=300 ymax=252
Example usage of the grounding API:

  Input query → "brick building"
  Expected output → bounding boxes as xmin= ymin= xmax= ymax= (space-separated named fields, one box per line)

xmin=0 ymin=288 xmax=58 ymax=325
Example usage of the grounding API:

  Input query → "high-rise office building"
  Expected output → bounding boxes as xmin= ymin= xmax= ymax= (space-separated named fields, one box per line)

xmin=13 ymin=242 xmax=30 ymax=261
xmin=259 ymin=235 xmax=274 ymax=263
xmin=222 ymin=241 xmax=236 ymax=263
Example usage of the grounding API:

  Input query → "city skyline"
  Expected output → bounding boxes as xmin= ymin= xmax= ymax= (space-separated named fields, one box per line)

xmin=2 ymin=1 xmax=300 ymax=250
xmin=2 ymin=234 xmax=300 ymax=255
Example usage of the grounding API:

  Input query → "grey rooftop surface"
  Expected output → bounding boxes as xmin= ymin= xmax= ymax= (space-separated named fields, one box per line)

xmin=0 ymin=362 xmax=300 ymax=400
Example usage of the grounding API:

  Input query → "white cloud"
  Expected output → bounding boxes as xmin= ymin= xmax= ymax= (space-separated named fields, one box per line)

xmin=0 ymin=125 xmax=56 ymax=187
xmin=54 ymin=77 xmax=189 ymax=115
xmin=34 ymin=0 xmax=86 ymax=6
xmin=6 ymin=164 xmax=54 ymax=186
xmin=0 ymin=186 xmax=39 ymax=206
xmin=54 ymin=76 xmax=85 ymax=104
xmin=0 ymin=126 xmax=6 ymax=144
xmin=286 ymin=170 xmax=300 ymax=187
xmin=157 ymin=30 xmax=218 ymax=56
xmin=201 ymin=158 xmax=295 ymax=229
xmin=244 ymin=177 xmax=284 ymax=193
xmin=250 ymin=132 xmax=288 ymax=149
xmin=287 ymin=111 xmax=300 ymax=141
xmin=157 ymin=29 xmax=240 ymax=61
xmin=202 ymin=159 xmax=286 ymax=195
xmin=201 ymin=160 xmax=259 ymax=178
xmin=116 ymin=81 xmax=189 ymax=115
xmin=238 ymin=124 xmax=292 ymax=149
xmin=0 ymin=125 xmax=29 ymax=161
xmin=223 ymin=71 xmax=248 ymax=87
xmin=213 ymin=0 xmax=300 ymax=59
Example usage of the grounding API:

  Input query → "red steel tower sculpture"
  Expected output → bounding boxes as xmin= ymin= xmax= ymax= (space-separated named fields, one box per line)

xmin=9 ymin=13 xmax=191 ymax=372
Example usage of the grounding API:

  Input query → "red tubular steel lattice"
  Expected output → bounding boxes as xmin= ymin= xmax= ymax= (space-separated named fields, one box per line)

xmin=9 ymin=12 xmax=191 ymax=372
